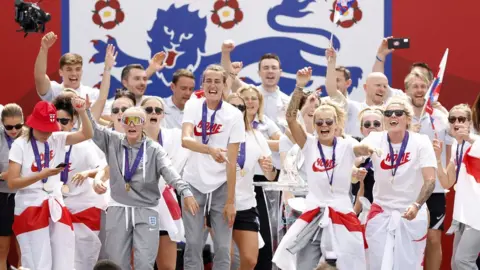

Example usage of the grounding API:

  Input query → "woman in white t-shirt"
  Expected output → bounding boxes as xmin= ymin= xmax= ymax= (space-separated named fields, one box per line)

xmin=52 ymin=95 xmax=106 ymax=270
xmin=434 ymin=104 xmax=479 ymax=269
xmin=141 ymin=96 xmax=188 ymax=270
xmin=273 ymin=67 xmax=373 ymax=270
xmin=361 ymin=96 xmax=437 ymax=270
xmin=226 ymin=93 xmax=276 ymax=269
xmin=7 ymin=98 xmax=93 ymax=270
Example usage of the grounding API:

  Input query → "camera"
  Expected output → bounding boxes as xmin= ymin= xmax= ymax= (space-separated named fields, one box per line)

xmin=14 ymin=0 xmax=51 ymax=37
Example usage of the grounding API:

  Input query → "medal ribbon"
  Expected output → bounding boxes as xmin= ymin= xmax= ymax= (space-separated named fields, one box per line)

xmin=317 ymin=137 xmax=337 ymax=186
xmin=201 ymin=100 xmax=222 ymax=144
xmin=237 ymin=142 xmax=246 ymax=170
xmin=123 ymin=142 xmax=145 ymax=185
xmin=60 ymin=145 xmax=73 ymax=185
xmin=31 ymin=137 xmax=50 ymax=184
xmin=4 ymin=132 xmax=13 ymax=150
xmin=456 ymin=141 xmax=465 ymax=181
xmin=387 ymin=131 xmax=409 ymax=178
xmin=158 ymin=130 xmax=163 ymax=146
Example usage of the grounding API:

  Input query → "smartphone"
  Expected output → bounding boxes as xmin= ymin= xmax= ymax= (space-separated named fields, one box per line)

xmin=388 ymin=38 xmax=410 ymax=49
xmin=55 ymin=163 xmax=67 ymax=168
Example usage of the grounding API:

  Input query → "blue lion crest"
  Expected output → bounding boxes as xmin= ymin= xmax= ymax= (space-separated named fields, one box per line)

xmin=90 ymin=0 xmax=363 ymax=98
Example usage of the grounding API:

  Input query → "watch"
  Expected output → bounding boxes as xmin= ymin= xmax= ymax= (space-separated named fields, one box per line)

xmin=413 ymin=202 xmax=421 ymax=210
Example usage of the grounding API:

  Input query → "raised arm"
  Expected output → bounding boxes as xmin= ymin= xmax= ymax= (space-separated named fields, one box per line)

xmin=286 ymin=67 xmax=311 ymax=149
xmin=325 ymin=47 xmax=344 ymax=102
xmin=91 ymin=44 xmax=117 ymax=121
xmin=220 ymin=40 xmax=247 ymax=93
xmin=34 ymin=32 xmax=57 ymax=97
xmin=66 ymin=97 xmax=93 ymax=145
xmin=145 ymin=51 xmax=166 ymax=79
xmin=372 ymin=37 xmax=394 ymax=73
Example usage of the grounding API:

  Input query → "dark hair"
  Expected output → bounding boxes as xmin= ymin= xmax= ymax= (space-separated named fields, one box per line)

xmin=258 ymin=53 xmax=281 ymax=70
xmin=52 ymin=95 xmax=77 ymax=118
xmin=410 ymin=62 xmax=434 ymax=82
xmin=335 ymin=66 xmax=351 ymax=81
xmin=120 ymin=64 xmax=145 ymax=81
xmin=473 ymin=92 xmax=480 ymax=132
xmin=93 ymin=259 xmax=121 ymax=270
xmin=114 ymin=90 xmax=136 ymax=106
xmin=172 ymin=69 xmax=195 ymax=84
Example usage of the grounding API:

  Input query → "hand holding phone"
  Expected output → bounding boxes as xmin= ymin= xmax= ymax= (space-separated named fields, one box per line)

xmin=55 ymin=163 xmax=67 ymax=168
xmin=388 ymin=38 xmax=410 ymax=50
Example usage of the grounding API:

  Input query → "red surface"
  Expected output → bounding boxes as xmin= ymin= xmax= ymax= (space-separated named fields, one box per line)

xmin=1 ymin=1 xmax=479 ymax=269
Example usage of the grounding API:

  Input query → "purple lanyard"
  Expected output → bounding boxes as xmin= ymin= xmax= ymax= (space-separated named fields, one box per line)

xmin=251 ymin=121 xmax=259 ymax=129
xmin=157 ymin=130 xmax=163 ymax=146
xmin=4 ymin=132 xmax=12 ymax=150
xmin=237 ymin=142 xmax=246 ymax=169
xmin=387 ymin=131 xmax=409 ymax=177
xmin=60 ymin=145 xmax=73 ymax=184
xmin=123 ymin=143 xmax=144 ymax=183
xmin=456 ymin=141 xmax=465 ymax=181
xmin=317 ymin=137 xmax=337 ymax=186
xmin=31 ymin=137 xmax=50 ymax=184
xmin=363 ymin=158 xmax=373 ymax=170
xmin=201 ymin=100 xmax=222 ymax=144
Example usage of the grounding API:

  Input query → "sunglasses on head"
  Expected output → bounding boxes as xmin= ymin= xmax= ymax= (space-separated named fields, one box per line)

xmin=363 ymin=120 xmax=382 ymax=129
xmin=315 ymin=119 xmax=335 ymax=126
xmin=57 ymin=118 xmax=71 ymax=126
xmin=448 ymin=116 xmax=467 ymax=124
xmin=111 ymin=106 xmax=129 ymax=114
xmin=144 ymin=106 xmax=163 ymax=115
xmin=384 ymin=110 xmax=405 ymax=117
xmin=4 ymin=123 xmax=23 ymax=130
xmin=121 ymin=116 xmax=145 ymax=126
xmin=232 ymin=104 xmax=246 ymax=112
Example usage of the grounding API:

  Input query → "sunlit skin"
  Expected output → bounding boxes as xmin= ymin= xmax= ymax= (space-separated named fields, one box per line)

xmin=384 ymin=104 xmax=409 ymax=134
xmin=313 ymin=109 xmax=337 ymax=146
xmin=122 ymin=68 xmax=147 ymax=99
xmin=111 ymin=97 xmax=135 ymax=133
xmin=406 ymin=77 xmax=429 ymax=108
xmin=142 ymin=99 xmax=165 ymax=129
xmin=57 ymin=110 xmax=75 ymax=132
xmin=170 ymin=76 xmax=195 ymax=110
xmin=59 ymin=64 xmax=82 ymax=89
xmin=360 ymin=112 xmax=384 ymax=137
xmin=364 ymin=73 xmax=389 ymax=106
xmin=240 ymin=89 xmax=260 ymax=121
xmin=3 ymin=116 xmax=24 ymax=139
xmin=202 ymin=70 xmax=226 ymax=108
xmin=336 ymin=70 xmax=352 ymax=97
xmin=121 ymin=109 xmax=146 ymax=144
xmin=258 ymin=58 xmax=281 ymax=91
xmin=449 ymin=109 xmax=471 ymax=138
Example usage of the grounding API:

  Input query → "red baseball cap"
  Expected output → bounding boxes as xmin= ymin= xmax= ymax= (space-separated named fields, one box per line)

xmin=26 ymin=101 xmax=60 ymax=133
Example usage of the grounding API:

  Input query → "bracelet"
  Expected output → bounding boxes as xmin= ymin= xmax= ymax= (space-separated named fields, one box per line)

xmin=104 ymin=67 xmax=112 ymax=72
xmin=295 ymin=85 xmax=305 ymax=90
xmin=228 ymin=72 xmax=237 ymax=77
xmin=413 ymin=202 xmax=421 ymax=210
xmin=376 ymin=55 xmax=384 ymax=62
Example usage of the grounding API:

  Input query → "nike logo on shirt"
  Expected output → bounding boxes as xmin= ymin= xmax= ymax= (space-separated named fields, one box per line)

xmin=312 ymin=158 xmax=336 ymax=172
xmin=380 ymin=152 xmax=411 ymax=170
xmin=193 ymin=120 xmax=223 ymax=136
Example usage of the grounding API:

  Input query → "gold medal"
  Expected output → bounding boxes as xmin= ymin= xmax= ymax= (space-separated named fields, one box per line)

xmin=240 ymin=169 xmax=246 ymax=177
xmin=61 ymin=184 xmax=70 ymax=194
xmin=453 ymin=184 xmax=457 ymax=191
xmin=125 ymin=183 xmax=131 ymax=192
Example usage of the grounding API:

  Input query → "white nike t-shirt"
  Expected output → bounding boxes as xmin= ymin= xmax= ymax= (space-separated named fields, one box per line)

xmin=182 ymin=98 xmax=246 ymax=193
xmin=302 ymin=135 xmax=358 ymax=213
xmin=361 ymin=131 xmax=437 ymax=210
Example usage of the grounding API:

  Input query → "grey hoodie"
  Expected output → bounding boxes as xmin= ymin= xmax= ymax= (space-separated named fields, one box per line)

xmin=88 ymin=111 xmax=192 ymax=207
xmin=0 ymin=127 xmax=15 ymax=193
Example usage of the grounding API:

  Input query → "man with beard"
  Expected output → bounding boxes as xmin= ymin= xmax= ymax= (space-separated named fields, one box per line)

xmin=163 ymin=69 xmax=196 ymax=129
xmin=404 ymin=71 xmax=452 ymax=270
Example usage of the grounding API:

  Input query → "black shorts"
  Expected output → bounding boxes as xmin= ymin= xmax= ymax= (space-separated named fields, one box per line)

xmin=0 ymin=192 xmax=15 ymax=236
xmin=426 ymin=193 xmax=446 ymax=230
xmin=233 ymin=207 xmax=260 ymax=232
xmin=159 ymin=230 xmax=168 ymax=236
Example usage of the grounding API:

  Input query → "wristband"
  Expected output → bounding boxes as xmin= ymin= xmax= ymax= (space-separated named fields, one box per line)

xmin=413 ymin=202 xmax=421 ymax=210
xmin=376 ymin=55 xmax=384 ymax=62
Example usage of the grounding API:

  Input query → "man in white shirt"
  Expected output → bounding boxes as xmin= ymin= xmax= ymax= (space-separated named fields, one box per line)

xmin=163 ymin=69 xmax=195 ymax=129
xmin=34 ymin=32 xmax=99 ymax=103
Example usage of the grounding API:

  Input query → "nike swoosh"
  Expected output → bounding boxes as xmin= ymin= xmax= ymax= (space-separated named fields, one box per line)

xmin=312 ymin=163 xmax=337 ymax=172
xmin=380 ymin=159 xmax=410 ymax=170
xmin=193 ymin=126 xmax=218 ymax=136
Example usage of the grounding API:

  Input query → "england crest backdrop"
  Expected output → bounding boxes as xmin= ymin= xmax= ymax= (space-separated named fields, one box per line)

xmin=62 ymin=0 xmax=392 ymax=101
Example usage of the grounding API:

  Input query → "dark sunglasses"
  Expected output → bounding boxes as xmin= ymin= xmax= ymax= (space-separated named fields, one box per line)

xmin=384 ymin=110 xmax=405 ymax=117
xmin=448 ymin=116 xmax=468 ymax=124
xmin=232 ymin=104 xmax=246 ymax=112
xmin=57 ymin=118 xmax=71 ymax=126
xmin=144 ymin=106 xmax=164 ymax=115
xmin=363 ymin=120 xmax=382 ymax=129
xmin=111 ymin=106 xmax=129 ymax=114
xmin=4 ymin=123 xmax=23 ymax=130
xmin=315 ymin=119 xmax=335 ymax=126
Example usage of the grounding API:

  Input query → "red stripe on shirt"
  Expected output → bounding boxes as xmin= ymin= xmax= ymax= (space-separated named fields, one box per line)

xmin=70 ymin=207 xmax=101 ymax=231
xmin=464 ymin=146 xmax=480 ymax=183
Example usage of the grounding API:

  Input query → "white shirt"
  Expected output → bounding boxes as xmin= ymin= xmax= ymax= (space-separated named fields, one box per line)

xmin=236 ymin=130 xmax=271 ymax=211
xmin=344 ymin=99 xmax=364 ymax=138
xmin=9 ymin=132 xmax=68 ymax=191
xmin=158 ymin=128 xmax=190 ymax=177
xmin=182 ymin=98 xmax=246 ymax=193
xmin=302 ymin=135 xmax=358 ymax=213
xmin=40 ymin=82 xmax=99 ymax=103
xmin=279 ymin=134 xmax=307 ymax=182
xmin=258 ymin=85 xmax=290 ymax=131
xmin=361 ymin=131 xmax=437 ymax=210
xmin=253 ymin=115 xmax=281 ymax=173
xmin=163 ymin=96 xmax=184 ymax=129
xmin=413 ymin=108 xmax=452 ymax=193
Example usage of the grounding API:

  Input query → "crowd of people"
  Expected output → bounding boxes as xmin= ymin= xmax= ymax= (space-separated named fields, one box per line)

xmin=0 ymin=31 xmax=479 ymax=270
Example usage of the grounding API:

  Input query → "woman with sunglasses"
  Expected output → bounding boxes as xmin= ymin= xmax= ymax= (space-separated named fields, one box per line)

xmin=274 ymin=67 xmax=373 ymax=270
xmin=140 ymin=96 xmax=189 ymax=270
xmin=351 ymin=107 xmax=384 ymax=217
xmin=88 ymin=105 xmax=198 ymax=269
xmin=0 ymin=104 xmax=24 ymax=270
xmin=6 ymin=97 xmax=92 ymax=270
xmin=433 ymin=104 xmax=479 ymax=269
xmin=52 ymin=95 xmax=107 ymax=270
xmin=361 ymin=96 xmax=437 ymax=269
xmin=225 ymin=93 xmax=275 ymax=270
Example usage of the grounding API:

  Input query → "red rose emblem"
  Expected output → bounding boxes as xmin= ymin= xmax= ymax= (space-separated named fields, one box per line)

xmin=92 ymin=0 xmax=125 ymax=30
xmin=329 ymin=0 xmax=363 ymax=28
xmin=211 ymin=0 xmax=244 ymax=29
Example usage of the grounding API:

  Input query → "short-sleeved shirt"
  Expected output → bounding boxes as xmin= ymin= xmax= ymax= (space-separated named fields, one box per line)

xmin=39 ymin=82 xmax=99 ymax=103
xmin=182 ymin=97 xmax=246 ymax=193
xmin=163 ymin=96 xmax=185 ymax=129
